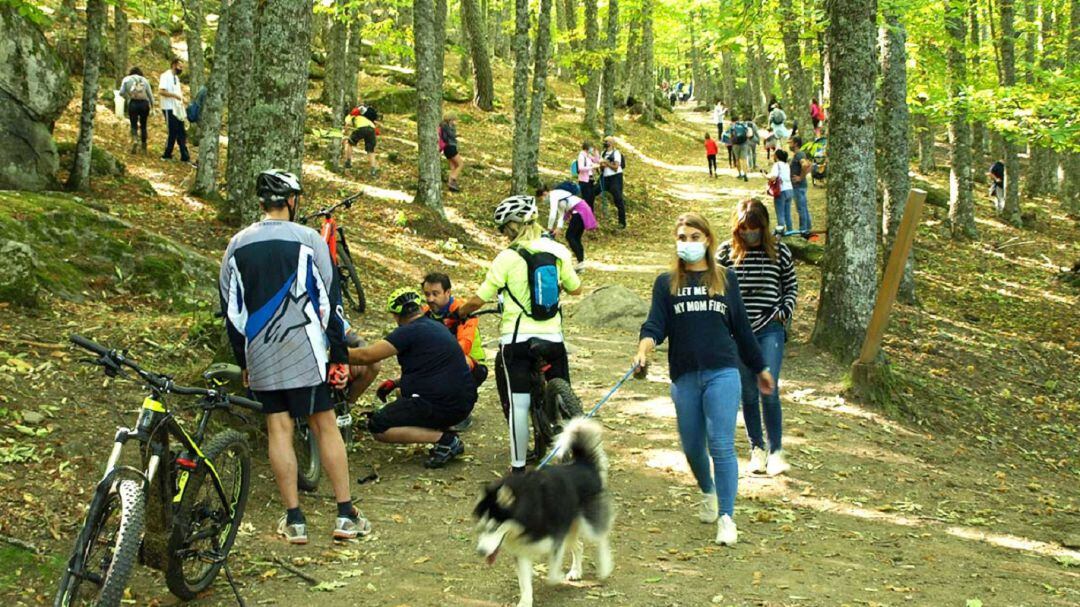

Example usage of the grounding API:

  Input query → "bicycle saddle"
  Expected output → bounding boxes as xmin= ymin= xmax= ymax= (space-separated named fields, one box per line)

xmin=203 ymin=362 xmax=243 ymax=385
xmin=526 ymin=338 xmax=560 ymax=361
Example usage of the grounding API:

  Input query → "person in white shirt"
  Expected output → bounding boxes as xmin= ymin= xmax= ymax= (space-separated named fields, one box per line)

xmin=713 ymin=100 xmax=728 ymax=140
xmin=539 ymin=184 xmax=598 ymax=268
xmin=158 ymin=59 xmax=190 ymax=163
xmin=600 ymin=136 xmax=627 ymax=229
xmin=769 ymin=149 xmax=794 ymax=231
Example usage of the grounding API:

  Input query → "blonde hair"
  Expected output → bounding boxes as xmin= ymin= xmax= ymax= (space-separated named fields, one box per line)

xmin=671 ymin=212 xmax=727 ymax=297
xmin=729 ymin=198 xmax=778 ymax=263
xmin=505 ymin=220 xmax=544 ymax=246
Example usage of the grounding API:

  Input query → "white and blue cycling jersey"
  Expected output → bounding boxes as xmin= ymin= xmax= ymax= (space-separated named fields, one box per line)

xmin=218 ymin=220 xmax=348 ymax=392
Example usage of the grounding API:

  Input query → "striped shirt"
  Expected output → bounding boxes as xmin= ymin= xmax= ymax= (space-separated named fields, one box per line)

xmin=717 ymin=241 xmax=798 ymax=333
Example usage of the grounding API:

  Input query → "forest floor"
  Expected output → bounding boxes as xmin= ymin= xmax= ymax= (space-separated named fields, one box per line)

xmin=1 ymin=74 xmax=1079 ymax=607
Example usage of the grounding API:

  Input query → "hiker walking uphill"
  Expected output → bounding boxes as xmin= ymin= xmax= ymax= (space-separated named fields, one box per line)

xmin=601 ymin=136 xmax=627 ymax=229
xmin=704 ymin=133 xmax=719 ymax=178
xmin=343 ymin=99 xmax=380 ymax=177
xmin=439 ymin=114 xmax=464 ymax=192
xmin=158 ymin=58 xmax=190 ymax=163
xmin=119 ymin=67 xmax=154 ymax=155
xmin=730 ymin=116 xmax=752 ymax=182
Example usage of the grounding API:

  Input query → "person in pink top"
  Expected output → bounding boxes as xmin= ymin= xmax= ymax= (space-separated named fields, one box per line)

xmin=538 ymin=183 xmax=597 ymax=270
xmin=576 ymin=141 xmax=601 ymax=209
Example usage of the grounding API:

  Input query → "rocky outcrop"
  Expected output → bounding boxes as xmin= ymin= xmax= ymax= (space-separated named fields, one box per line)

xmin=0 ymin=239 xmax=39 ymax=307
xmin=566 ymin=285 xmax=650 ymax=333
xmin=0 ymin=6 xmax=72 ymax=191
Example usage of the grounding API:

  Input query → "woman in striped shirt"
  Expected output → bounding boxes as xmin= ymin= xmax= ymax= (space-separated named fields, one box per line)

xmin=718 ymin=198 xmax=798 ymax=477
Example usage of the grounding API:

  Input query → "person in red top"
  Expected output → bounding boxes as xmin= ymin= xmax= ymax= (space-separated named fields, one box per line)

xmin=422 ymin=272 xmax=488 ymax=431
xmin=810 ymin=98 xmax=825 ymax=137
xmin=704 ymin=133 xmax=720 ymax=178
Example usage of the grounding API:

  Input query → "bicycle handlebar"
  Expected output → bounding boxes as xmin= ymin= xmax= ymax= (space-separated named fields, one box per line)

xmin=298 ymin=192 xmax=362 ymax=224
xmin=70 ymin=334 xmax=262 ymax=412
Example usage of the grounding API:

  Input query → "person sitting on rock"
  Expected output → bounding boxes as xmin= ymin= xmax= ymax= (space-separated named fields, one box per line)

xmin=348 ymin=288 xmax=477 ymax=468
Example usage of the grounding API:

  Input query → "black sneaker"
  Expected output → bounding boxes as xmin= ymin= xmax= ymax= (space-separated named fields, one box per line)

xmin=344 ymin=159 xmax=352 ymax=168
xmin=424 ymin=435 xmax=464 ymax=468
xmin=449 ymin=414 xmax=474 ymax=432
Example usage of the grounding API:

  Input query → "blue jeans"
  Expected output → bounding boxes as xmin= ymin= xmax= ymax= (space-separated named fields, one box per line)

xmin=793 ymin=185 xmax=811 ymax=232
xmin=738 ymin=322 xmax=786 ymax=453
xmin=774 ymin=190 xmax=794 ymax=231
xmin=671 ymin=368 xmax=741 ymax=517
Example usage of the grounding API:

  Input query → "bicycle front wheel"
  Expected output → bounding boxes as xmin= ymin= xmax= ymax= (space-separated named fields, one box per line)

xmin=295 ymin=422 xmax=321 ymax=492
xmin=164 ymin=430 xmax=251 ymax=600
xmin=336 ymin=244 xmax=366 ymax=314
xmin=53 ymin=479 xmax=145 ymax=607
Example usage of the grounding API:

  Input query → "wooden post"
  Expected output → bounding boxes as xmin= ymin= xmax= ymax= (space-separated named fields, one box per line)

xmin=856 ymin=188 xmax=927 ymax=364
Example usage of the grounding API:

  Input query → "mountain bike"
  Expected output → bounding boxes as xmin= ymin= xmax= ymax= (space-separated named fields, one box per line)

xmin=298 ymin=192 xmax=366 ymax=315
xmin=55 ymin=335 xmax=260 ymax=607
xmin=202 ymin=362 xmax=354 ymax=492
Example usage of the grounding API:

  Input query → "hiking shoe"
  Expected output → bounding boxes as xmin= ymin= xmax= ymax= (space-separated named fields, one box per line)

xmin=766 ymin=450 xmax=791 ymax=477
xmin=698 ymin=491 xmax=719 ymax=524
xmin=277 ymin=516 xmax=308 ymax=545
xmin=747 ymin=447 xmax=767 ymax=475
xmin=449 ymin=414 xmax=474 ymax=432
xmin=424 ymin=435 xmax=464 ymax=468
xmin=369 ymin=167 xmax=379 ymax=178
xmin=333 ymin=508 xmax=372 ymax=540
xmin=448 ymin=182 xmax=461 ymax=193
xmin=344 ymin=159 xmax=352 ymax=168
xmin=715 ymin=514 xmax=738 ymax=546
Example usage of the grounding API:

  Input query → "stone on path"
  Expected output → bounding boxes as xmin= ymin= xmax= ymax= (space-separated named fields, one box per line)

xmin=566 ymin=285 xmax=649 ymax=333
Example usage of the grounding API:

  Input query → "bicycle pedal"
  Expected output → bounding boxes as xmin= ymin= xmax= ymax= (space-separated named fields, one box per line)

xmin=336 ymin=414 xmax=353 ymax=429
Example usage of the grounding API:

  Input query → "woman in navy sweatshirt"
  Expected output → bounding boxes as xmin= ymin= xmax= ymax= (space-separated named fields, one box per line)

xmin=634 ymin=212 xmax=774 ymax=547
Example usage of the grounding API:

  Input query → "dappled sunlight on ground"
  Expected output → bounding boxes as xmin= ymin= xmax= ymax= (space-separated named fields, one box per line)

xmin=788 ymin=389 xmax=926 ymax=437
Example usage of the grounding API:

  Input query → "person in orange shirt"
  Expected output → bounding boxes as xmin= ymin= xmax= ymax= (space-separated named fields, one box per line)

xmin=422 ymin=272 xmax=488 ymax=431
xmin=704 ymin=133 xmax=719 ymax=178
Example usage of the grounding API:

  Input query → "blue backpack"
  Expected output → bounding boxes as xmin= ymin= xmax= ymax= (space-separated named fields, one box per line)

xmin=186 ymin=86 xmax=208 ymax=123
xmin=570 ymin=160 xmax=579 ymax=179
xmin=505 ymin=245 xmax=561 ymax=321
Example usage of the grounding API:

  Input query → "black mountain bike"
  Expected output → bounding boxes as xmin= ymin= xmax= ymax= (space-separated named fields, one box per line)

xmin=55 ymin=335 xmax=260 ymax=607
xmin=298 ymin=192 xmax=366 ymax=315
xmin=202 ymin=362 xmax=354 ymax=492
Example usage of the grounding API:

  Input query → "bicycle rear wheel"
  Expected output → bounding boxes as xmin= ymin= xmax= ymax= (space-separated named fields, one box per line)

xmin=531 ymin=398 xmax=556 ymax=463
xmin=164 ymin=430 xmax=251 ymax=600
xmin=545 ymin=378 xmax=583 ymax=429
xmin=53 ymin=480 xmax=144 ymax=607
xmin=336 ymin=243 xmax=366 ymax=314
xmin=295 ymin=422 xmax=321 ymax=492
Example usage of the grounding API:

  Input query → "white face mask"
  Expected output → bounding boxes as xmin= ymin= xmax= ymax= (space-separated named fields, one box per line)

xmin=677 ymin=241 xmax=707 ymax=263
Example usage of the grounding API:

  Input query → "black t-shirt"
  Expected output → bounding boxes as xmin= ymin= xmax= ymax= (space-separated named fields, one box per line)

xmin=386 ymin=317 xmax=476 ymax=409
xmin=990 ymin=161 xmax=1004 ymax=181
xmin=791 ymin=150 xmax=809 ymax=186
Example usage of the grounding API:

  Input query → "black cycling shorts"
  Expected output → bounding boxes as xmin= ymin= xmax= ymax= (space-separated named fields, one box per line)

xmin=349 ymin=126 xmax=377 ymax=153
xmin=368 ymin=395 xmax=472 ymax=435
xmin=472 ymin=363 xmax=489 ymax=388
xmin=253 ymin=384 xmax=333 ymax=419
xmin=494 ymin=340 xmax=570 ymax=413
xmin=443 ymin=144 xmax=459 ymax=160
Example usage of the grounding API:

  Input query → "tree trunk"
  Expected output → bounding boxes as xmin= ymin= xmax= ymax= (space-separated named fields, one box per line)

xmin=343 ymin=14 xmax=362 ymax=109
xmin=877 ymin=12 xmax=915 ymax=304
xmin=640 ymin=0 xmax=655 ymax=124
xmin=600 ymin=0 xmax=618 ymax=134
xmin=462 ymin=0 xmax=495 ymax=110
xmin=414 ymin=0 xmax=445 ymax=213
xmin=224 ymin=0 xmax=256 ymax=225
xmin=622 ymin=15 xmax=640 ymax=104
xmin=810 ymin=0 xmax=879 ymax=362
xmin=780 ymin=0 xmax=812 ymax=134
xmin=581 ymin=0 xmax=600 ymax=131
xmin=946 ymin=0 xmax=977 ymax=239
xmin=1063 ymin=0 xmax=1080 ymax=216
xmin=67 ymin=0 xmax=106 ymax=191
xmin=183 ymin=0 xmax=206 ymax=95
xmin=998 ymin=0 xmax=1023 ymax=226
xmin=1025 ymin=1 xmax=1056 ymax=197
xmin=320 ymin=5 xmax=347 ymax=108
xmin=689 ymin=10 xmax=704 ymax=106
xmin=191 ymin=0 xmax=231 ymax=199
xmin=509 ymin=0 xmax=532 ymax=193
xmin=969 ymin=3 xmax=986 ymax=183
xmin=720 ymin=48 xmax=735 ymax=106
xmin=113 ymin=4 xmax=128 ymax=87
xmin=526 ymin=0 xmax=553 ymax=187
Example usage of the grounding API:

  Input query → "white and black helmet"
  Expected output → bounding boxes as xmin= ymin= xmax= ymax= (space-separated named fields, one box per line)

xmin=256 ymin=169 xmax=303 ymax=205
xmin=493 ymin=195 xmax=537 ymax=228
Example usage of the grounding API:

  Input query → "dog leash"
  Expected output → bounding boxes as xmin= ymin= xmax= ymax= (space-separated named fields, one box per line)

xmin=536 ymin=364 xmax=639 ymax=469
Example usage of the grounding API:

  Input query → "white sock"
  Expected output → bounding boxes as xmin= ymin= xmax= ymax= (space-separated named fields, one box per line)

xmin=509 ymin=392 xmax=531 ymax=468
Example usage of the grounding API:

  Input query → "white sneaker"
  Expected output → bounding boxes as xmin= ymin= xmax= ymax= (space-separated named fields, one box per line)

xmin=715 ymin=514 xmax=738 ymax=546
xmin=747 ymin=447 xmax=767 ymax=475
xmin=698 ymin=491 xmax=719 ymax=523
xmin=766 ymin=450 xmax=791 ymax=477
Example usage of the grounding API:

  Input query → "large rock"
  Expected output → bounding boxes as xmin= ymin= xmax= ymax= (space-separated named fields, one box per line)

xmin=0 ymin=7 xmax=73 ymax=191
xmin=0 ymin=239 xmax=39 ymax=307
xmin=366 ymin=85 xmax=418 ymax=115
xmin=566 ymin=285 xmax=650 ymax=333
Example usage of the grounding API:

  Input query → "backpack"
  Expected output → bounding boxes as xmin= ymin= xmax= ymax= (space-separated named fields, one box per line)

xmin=186 ymin=86 xmax=207 ymax=123
xmin=732 ymin=122 xmax=748 ymax=145
xmin=570 ymin=160 xmax=579 ymax=179
xmin=604 ymin=150 xmax=626 ymax=171
xmin=128 ymin=78 xmax=149 ymax=101
xmin=770 ymin=109 xmax=786 ymax=126
xmin=504 ymin=245 xmax=561 ymax=321
xmin=361 ymin=105 xmax=379 ymax=122
xmin=437 ymin=126 xmax=446 ymax=152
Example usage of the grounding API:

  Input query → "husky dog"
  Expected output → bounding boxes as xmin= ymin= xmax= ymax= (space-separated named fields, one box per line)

xmin=474 ymin=418 xmax=614 ymax=607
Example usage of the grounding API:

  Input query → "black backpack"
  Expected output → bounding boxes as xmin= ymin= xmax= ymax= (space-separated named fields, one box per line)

xmin=502 ymin=245 xmax=561 ymax=322
xmin=361 ymin=105 xmax=379 ymax=122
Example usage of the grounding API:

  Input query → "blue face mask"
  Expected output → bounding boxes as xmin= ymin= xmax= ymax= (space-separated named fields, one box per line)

xmin=677 ymin=241 xmax=707 ymax=263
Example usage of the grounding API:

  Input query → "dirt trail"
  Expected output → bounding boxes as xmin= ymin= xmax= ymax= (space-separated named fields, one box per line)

xmin=29 ymin=105 xmax=1078 ymax=607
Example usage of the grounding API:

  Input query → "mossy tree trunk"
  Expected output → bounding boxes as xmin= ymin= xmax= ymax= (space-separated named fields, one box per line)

xmin=343 ymin=15 xmax=362 ymax=110
xmin=969 ymin=3 xmax=986 ymax=183
xmin=946 ymin=0 xmax=977 ymax=239
xmin=640 ymin=0 xmax=655 ymax=124
xmin=998 ymin=0 xmax=1024 ymax=227
xmin=113 ymin=3 xmax=128 ymax=87
xmin=600 ymin=0 xmax=618 ymax=135
xmin=414 ymin=0 xmax=445 ymax=214
xmin=581 ymin=0 xmax=600 ymax=132
xmin=810 ymin=0 xmax=879 ymax=363
xmin=877 ymin=10 xmax=915 ymax=304
xmin=191 ymin=0 xmax=231 ymax=199
xmin=526 ymin=0 xmax=553 ymax=187
xmin=462 ymin=0 xmax=495 ymax=110
xmin=224 ymin=0 xmax=256 ymax=224
xmin=1026 ymin=3 xmax=1057 ymax=197
xmin=67 ymin=0 xmax=106 ymax=191
xmin=780 ymin=0 xmax=812 ymax=133
xmin=183 ymin=0 xmax=206 ymax=95
xmin=321 ymin=3 xmax=348 ymax=109
xmin=1063 ymin=0 xmax=1080 ymax=216
xmin=510 ymin=0 xmax=532 ymax=193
